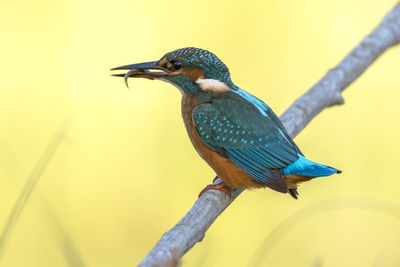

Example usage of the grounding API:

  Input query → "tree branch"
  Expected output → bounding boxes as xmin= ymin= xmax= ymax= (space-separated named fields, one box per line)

xmin=139 ymin=3 xmax=400 ymax=267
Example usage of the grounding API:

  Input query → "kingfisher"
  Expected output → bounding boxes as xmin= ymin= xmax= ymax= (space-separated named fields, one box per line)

xmin=111 ymin=47 xmax=341 ymax=199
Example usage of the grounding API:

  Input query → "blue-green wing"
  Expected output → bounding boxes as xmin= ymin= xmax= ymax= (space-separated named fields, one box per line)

xmin=192 ymin=97 xmax=300 ymax=192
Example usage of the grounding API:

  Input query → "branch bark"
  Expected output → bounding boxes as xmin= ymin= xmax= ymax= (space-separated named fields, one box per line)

xmin=139 ymin=3 xmax=400 ymax=266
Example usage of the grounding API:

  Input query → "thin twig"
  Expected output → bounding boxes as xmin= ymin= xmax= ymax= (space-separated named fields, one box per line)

xmin=139 ymin=3 xmax=400 ymax=266
xmin=0 ymin=125 xmax=68 ymax=261
xmin=0 ymin=143 xmax=86 ymax=267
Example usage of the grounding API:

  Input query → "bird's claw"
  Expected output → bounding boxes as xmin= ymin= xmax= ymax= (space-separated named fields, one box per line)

xmin=198 ymin=181 xmax=231 ymax=198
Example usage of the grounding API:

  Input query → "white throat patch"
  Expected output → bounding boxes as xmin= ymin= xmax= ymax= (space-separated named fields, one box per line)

xmin=158 ymin=78 xmax=185 ymax=95
xmin=195 ymin=78 xmax=230 ymax=93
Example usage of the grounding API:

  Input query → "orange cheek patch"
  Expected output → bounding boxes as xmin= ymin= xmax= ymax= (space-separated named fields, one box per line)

xmin=156 ymin=57 xmax=169 ymax=67
xmin=181 ymin=68 xmax=205 ymax=81
xmin=157 ymin=59 xmax=204 ymax=81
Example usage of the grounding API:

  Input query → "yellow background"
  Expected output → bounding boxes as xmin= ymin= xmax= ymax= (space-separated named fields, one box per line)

xmin=1 ymin=0 xmax=400 ymax=266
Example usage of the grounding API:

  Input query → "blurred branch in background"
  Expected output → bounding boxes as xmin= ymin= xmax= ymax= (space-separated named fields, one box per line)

xmin=139 ymin=3 xmax=400 ymax=266
xmin=0 ymin=123 xmax=85 ymax=266
xmin=0 ymin=141 xmax=85 ymax=267
xmin=250 ymin=197 xmax=400 ymax=266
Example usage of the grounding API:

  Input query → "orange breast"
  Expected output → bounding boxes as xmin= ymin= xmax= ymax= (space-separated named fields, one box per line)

xmin=181 ymin=95 xmax=264 ymax=189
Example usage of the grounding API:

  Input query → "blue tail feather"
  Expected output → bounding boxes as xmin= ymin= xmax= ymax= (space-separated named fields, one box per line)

xmin=281 ymin=155 xmax=340 ymax=177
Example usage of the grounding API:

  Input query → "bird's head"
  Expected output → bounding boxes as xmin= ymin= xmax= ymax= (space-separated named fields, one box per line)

xmin=111 ymin=47 xmax=234 ymax=94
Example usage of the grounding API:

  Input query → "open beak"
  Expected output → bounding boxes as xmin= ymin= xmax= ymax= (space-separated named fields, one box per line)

xmin=110 ymin=61 xmax=169 ymax=88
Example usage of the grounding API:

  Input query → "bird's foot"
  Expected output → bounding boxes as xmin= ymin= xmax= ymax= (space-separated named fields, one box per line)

xmin=212 ymin=176 xmax=219 ymax=183
xmin=198 ymin=180 xmax=231 ymax=198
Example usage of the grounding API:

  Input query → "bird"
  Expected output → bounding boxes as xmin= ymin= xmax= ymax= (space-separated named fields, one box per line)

xmin=111 ymin=47 xmax=341 ymax=199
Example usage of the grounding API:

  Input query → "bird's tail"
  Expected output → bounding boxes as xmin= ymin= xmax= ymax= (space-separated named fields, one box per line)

xmin=282 ymin=155 xmax=341 ymax=199
xmin=281 ymin=155 xmax=341 ymax=177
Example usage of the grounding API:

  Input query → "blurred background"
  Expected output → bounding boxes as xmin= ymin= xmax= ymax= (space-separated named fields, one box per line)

xmin=1 ymin=0 xmax=400 ymax=266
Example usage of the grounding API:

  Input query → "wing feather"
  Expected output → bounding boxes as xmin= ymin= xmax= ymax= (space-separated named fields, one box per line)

xmin=192 ymin=95 xmax=301 ymax=192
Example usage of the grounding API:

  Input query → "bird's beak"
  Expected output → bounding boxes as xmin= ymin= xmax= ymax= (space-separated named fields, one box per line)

xmin=110 ymin=61 xmax=170 ymax=88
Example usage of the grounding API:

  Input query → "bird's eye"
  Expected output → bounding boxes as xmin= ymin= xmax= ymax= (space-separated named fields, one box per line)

xmin=169 ymin=60 xmax=182 ymax=70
